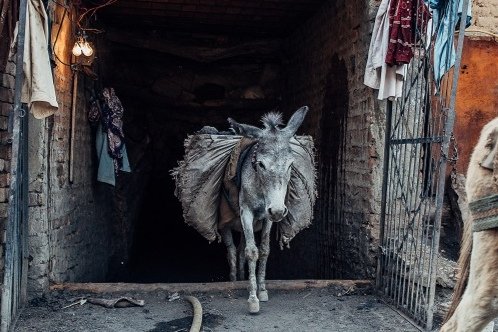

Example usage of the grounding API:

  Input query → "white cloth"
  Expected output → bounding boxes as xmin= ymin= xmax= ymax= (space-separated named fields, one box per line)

xmin=10 ymin=0 xmax=58 ymax=119
xmin=364 ymin=0 xmax=407 ymax=101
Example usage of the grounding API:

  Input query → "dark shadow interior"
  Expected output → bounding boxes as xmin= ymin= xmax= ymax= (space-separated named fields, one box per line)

xmin=96 ymin=1 xmax=338 ymax=283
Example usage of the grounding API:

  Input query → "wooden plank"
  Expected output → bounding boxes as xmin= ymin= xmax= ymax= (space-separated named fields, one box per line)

xmin=50 ymin=280 xmax=373 ymax=293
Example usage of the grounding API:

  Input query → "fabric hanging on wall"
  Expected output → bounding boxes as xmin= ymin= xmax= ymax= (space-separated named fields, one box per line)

xmin=430 ymin=0 xmax=472 ymax=89
xmin=385 ymin=0 xmax=431 ymax=65
xmin=8 ymin=0 xmax=58 ymax=119
xmin=95 ymin=122 xmax=131 ymax=186
xmin=89 ymin=87 xmax=131 ymax=186
xmin=364 ymin=0 xmax=407 ymax=100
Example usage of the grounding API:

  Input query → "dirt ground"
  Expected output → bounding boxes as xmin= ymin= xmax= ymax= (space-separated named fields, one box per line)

xmin=16 ymin=286 xmax=420 ymax=332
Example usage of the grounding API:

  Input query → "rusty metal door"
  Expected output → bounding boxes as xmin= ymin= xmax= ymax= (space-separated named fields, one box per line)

xmin=376 ymin=0 xmax=470 ymax=330
xmin=1 ymin=0 xmax=29 ymax=330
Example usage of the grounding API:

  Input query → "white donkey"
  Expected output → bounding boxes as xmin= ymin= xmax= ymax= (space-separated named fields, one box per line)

xmin=219 ymin=106 xmax=309 ymax=314
xmin=441 ymin=117 xmax=498 ymax=331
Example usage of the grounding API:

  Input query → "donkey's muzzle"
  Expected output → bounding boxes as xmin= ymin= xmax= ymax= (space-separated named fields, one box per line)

xmin=268 ymin=206 xmax=288 ymax=222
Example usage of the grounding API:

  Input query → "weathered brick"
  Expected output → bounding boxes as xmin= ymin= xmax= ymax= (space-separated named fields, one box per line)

xmin=0 ymin=173 xmax=10 ymax=188
xmin=0 ymin=102 xmax=12 ymax=116
xmin=0 ymin=188 xmax=8 ymax=202
xmin=0 ymin=146 xmax=11 ymax=160
xmin=0 ymin=131 xmax=10 ymax=144
xmin=0 ymin=116 xmax=8 ymax=130
xmin=1 ymin=73 xmax=14 ymax=89
xmin=0 ymin=203 xmax=8 ymax=218
xmin=29 ymin=193 xmax=44 ymax=207
xmin=0 ymin=86 xmax=13 ymax=104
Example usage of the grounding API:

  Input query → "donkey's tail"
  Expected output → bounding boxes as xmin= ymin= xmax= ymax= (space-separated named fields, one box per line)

xmin=443 ymin=216 xmax=473 ymax=323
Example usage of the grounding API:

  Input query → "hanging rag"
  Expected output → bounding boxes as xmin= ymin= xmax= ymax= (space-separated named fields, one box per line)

xmin=95 ymin=122 xmax=131 ymax=186
xmin=101 ymin=87 xmax=128 ymax=173
xmin=430 ymin=0 xmax=472 ymax=89
xmin=8 ymin=0 xmax=58 ymax=119
xmin=364 ymin=0 xmax=407 ymax=100
xmin=385 ymin=0 xmax=431 ymax=65
xmin=89 ymin=88 xmax=131 ymax=186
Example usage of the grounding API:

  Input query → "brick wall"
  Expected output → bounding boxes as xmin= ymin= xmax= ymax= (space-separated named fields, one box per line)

xmin=271 ymin=0 xmax=385 ymax=279
xmin=30 ymin=6 xmax=115 ymax=290
xmin=0 ymin=5 xmax=117 ymax=296
xmin=0 ymin=47 xmax=14 ymax=293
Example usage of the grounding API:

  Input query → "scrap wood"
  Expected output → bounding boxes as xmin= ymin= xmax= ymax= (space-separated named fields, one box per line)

xmin=87 ymin=297 xmax=145 ymax=308
xmin=61 ymin=296 xmax=144 ymax=309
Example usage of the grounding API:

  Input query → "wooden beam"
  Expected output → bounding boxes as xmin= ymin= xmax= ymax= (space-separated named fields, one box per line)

xmin=105 ymin=28 xmax=282 ymax=63
xmin=50 ymin=280 xmax=373 ymax=293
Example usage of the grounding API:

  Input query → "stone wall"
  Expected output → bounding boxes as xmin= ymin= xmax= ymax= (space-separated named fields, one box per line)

xmin=272 ymin=0 xmax=385 ymax=279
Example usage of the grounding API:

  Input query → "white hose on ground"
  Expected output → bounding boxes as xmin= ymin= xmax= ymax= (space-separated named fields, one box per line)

xmin=184 ymin=295 xmax=203 ymax=332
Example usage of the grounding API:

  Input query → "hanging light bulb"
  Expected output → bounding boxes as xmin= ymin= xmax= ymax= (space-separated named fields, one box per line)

xmin=72 ymin=41 xmax=82 ymax=56
xmin=81 ymin=41 xmax=94 ymax=57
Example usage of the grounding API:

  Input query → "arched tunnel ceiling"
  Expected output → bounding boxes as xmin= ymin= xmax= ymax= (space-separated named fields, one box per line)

xmin=99 ymin=0 xmax=327 ymax=36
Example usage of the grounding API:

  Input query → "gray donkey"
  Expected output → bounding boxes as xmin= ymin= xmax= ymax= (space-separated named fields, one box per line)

xmin=220 ymin=106 xmax=309 ymax=314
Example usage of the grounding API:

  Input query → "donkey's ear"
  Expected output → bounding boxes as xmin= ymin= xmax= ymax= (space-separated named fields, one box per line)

xmin=228 ymin=118 xmax=262 ymax=138
xmin=282 ymin=106 xmax=309 ymax=137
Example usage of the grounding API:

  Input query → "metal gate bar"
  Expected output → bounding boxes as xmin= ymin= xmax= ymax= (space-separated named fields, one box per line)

xmin=377 ymin=0 xmax=470 ymax=329
xmin=0 ymin=0 xmax=30 ymax=329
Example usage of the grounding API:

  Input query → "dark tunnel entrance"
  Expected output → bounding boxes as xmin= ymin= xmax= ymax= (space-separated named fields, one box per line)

xmin=95 ymin=0 xmax=355 ymax=283
xmin=101 ymin=41 xmax=289 ymax=282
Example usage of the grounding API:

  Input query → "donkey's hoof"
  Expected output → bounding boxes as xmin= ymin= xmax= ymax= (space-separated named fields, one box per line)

xmin=258 ymin=290 xmax=269 ymax=302
xmin=248 ymin=298 xmax=260 ymax=314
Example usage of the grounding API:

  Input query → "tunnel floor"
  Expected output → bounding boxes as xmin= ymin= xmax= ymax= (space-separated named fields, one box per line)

xmin=16 ymin=285 xmax=421 ymax=332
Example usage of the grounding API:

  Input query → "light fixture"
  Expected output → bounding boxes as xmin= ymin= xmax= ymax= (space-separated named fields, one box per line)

xmin=72 ymin=33 xmax=94 ymax=57
xmin=81 ymin=41 xmax=94 ymax=57
xmin=72 ymin=39 xmax=83 ymax=56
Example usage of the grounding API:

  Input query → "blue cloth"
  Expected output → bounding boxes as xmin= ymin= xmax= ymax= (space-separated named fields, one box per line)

xmin=430 ymin=0 xmax=472 ymax=90
xmin=96 ymin=124 xmax=131 ymax=186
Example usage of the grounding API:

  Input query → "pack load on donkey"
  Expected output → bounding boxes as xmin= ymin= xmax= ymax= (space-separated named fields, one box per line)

xmin=171 ymin=109 xmax=317 ymax=249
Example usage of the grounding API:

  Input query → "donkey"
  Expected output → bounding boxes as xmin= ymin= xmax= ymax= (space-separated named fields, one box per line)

xmin=219 ymin=106 xmax=309 ymax=314
xmin=440 ymin=117 xmax=498 ymax=332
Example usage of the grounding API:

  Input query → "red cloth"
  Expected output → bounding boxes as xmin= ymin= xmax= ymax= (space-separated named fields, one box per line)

xmin=385 ymin=0 xmax=431 ymax=65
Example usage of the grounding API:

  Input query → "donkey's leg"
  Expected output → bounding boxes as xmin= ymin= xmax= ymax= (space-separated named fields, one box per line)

xmin=257 ymin=220 xmax=273 ymax=302
xmin=237 ymin=233 xmax=246 ymax=280
xmin=240 ymin=208 xmax=259 ymax=313
xmin=221 ymin=228 xmax=237 ymax=282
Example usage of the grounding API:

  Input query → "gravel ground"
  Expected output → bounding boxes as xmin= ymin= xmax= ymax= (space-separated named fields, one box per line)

xmin=16 ymin=287 xmax=419 ymax=332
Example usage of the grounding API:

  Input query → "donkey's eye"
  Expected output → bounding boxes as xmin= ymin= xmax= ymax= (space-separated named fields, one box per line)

xmin=257 ymin=161 xmax=266 ymax=170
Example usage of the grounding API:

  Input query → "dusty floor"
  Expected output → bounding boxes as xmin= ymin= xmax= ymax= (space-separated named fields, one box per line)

xmin=16 ymin=286 xmax=420 ymax=332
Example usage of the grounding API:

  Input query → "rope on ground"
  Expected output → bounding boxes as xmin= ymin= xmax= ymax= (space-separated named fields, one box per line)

xmin=184 ymin=295 xmax=203 ymax=332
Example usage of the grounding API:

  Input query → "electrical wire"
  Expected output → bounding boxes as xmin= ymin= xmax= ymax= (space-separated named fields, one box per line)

xmin=77 ymin=0 xmax=117 ymax=31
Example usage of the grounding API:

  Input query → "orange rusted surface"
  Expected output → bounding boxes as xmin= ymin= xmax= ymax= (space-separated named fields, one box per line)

xmin=454 ymin=38 xmax=498 ymax=173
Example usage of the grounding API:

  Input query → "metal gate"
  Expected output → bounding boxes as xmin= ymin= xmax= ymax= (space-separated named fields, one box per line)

xmin=0 ymin=0 xmax=30 ymax=330
xmin=377 ymin=0 xmax=470 ymax=330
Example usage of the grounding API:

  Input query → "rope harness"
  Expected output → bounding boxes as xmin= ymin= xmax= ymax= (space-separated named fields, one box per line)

xmin=469 ymin=194 xmax=498 ymax=232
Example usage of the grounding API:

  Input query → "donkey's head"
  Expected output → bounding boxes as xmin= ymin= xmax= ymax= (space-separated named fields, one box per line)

xmin=228 ymin=106 xmax=309 ymax=222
